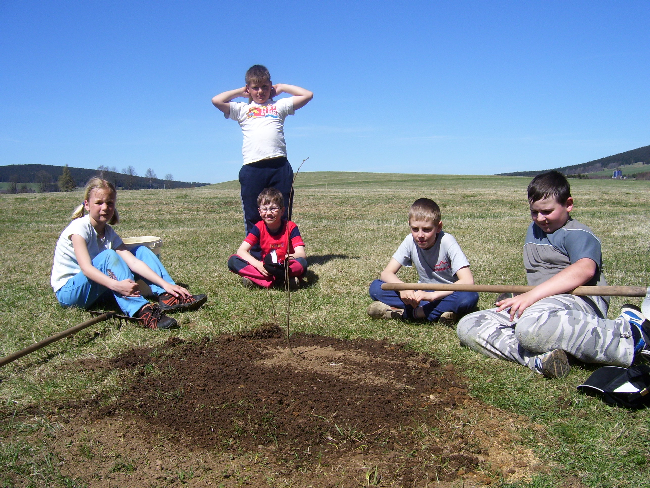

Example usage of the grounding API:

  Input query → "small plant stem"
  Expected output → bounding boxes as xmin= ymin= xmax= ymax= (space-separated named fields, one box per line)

xmin=284 ymin=157 xmax=309 ymax=350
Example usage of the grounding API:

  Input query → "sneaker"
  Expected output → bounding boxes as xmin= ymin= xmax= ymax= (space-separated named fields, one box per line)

xmin=136 ymin=303 xmax=178 ymax=330
xmin=158 ymin=292 xmax=207 ymax=313
xmin=621 ymin=304 xmax=650 ymax=358
xmin=367 ymin=301 xmax=405 ymax=320
xmin=535 ymin=349 xmax=571 ymax=378
xmin=438 ymin=311 xmax=458 ymax=326
xmin=241 ymin=277 xmax=256 ymax=289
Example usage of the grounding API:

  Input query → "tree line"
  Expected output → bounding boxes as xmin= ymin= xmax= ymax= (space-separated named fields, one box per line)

xmin=0 ymin=164 xmax=210 ymax=193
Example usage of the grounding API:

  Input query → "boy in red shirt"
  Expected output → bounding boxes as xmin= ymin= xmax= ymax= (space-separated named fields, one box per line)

xmin=227 ymin=187 xmax=307 ymax=288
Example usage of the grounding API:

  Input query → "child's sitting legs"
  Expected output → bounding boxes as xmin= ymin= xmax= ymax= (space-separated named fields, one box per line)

xmin=368 ymin=279 xmax=477 ymax=321
xmin=228 ymin=254 xmax=307 ymax=288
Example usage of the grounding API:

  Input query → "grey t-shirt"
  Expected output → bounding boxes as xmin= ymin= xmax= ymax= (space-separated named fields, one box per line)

xmin=392 ymin=231 xmax=470 ymax=284
xmin=523 ymin=218 xmax=609 ymax=313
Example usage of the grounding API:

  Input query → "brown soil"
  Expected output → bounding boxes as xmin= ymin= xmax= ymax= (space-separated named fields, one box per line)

xmin=32 ymin=325 xmax=548 ymax=487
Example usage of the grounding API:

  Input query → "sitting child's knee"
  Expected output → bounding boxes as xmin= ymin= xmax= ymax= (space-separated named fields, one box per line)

xmin=227 ymin=254 xmax=246 ymax=273
xmin=456 ymin=317 xmax=474 ymax=344
xmin=368 ymin=279 xmax=384 ymax=298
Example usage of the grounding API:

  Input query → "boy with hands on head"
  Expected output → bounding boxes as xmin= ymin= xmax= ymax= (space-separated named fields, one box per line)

xmin=212 ymin=65 xmax=312 ymax=248
xmin=368 ymin=198 xmax=479 ymax=324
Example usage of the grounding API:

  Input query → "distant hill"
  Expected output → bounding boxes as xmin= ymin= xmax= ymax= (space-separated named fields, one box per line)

xmin=499 ymin=145 xmax=650 ymax=179
xmin=0 ymin=164 xmax=210 ymax=191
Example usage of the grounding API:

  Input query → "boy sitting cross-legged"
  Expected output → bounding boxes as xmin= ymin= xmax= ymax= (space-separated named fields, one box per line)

xmin=368 ymin=198 xmax=479 ymax=324
xmin=456 ymin=170 xmax=650 ymax=378
xmin=227 ymin=187 xmax=307 ymax=288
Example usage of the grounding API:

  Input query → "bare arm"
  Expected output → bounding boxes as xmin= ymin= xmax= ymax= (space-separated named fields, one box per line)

xmin=236 ymin=240 xmax=269 ymax=277
xmin=71 ymin=234 xmax=141 ymax=297
xmin=380 ymin=258 xmax=420 ymax=308
xmin=212 ymin=87 xmax=248 ymax=116
xmin=379 ymin=258 xmax=403 ymax=284
xmin=273 ymin=83 xmax=313 ymax=110
xmin=497 ymin=257 xmax=597 ymax=321
xmin=115 ymin=246 xmax=191 ymax=298
xmin=288 ymin=245 xmax=306 ymax=260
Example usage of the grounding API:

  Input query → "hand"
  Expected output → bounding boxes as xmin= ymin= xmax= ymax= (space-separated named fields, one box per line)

xmin=496 ymin=291 xmax=538 ymax=321
xmin=115 ymin=279 xmax=141 ymax=297
xmin=399 ymin=290 xmax=422 ymax=308
xmin=163 ymin=283 xmax=191 ymax=298
xmin=254 ymin=261 xmax=270 ymax=277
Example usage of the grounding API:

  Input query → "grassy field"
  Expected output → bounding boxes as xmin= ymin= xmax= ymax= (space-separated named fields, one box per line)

xmin=589 ymin=161 xmax=650 ymax=178
xmin=1 ymin=172 xmax=649 ymax=487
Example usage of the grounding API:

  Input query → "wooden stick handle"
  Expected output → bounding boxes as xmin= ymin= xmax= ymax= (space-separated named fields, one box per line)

xmin=0 ymin=312 xmax=114 ymax=368
xmin=380 ymin=283 xmax=648 ymax=297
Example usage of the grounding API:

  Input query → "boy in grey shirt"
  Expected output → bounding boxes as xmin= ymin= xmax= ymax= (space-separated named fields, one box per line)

xmin=368 ymin=198 xmax=478 ymax=324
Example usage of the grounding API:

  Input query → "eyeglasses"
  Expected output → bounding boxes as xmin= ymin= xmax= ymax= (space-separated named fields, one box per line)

xmin=258 ymin=206 xmax=281 ymax=214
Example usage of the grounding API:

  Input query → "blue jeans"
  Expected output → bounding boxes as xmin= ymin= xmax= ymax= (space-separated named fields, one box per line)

xmin=55 ymin=246 xmax=175 ymax=317
xmin=369 ymin=279 xmax=479 ymax=321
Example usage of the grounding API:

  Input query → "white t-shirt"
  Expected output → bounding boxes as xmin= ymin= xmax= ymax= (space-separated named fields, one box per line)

xmin=392 ymin=231 xmax=470 ymax=284
xmin=51 ymin=215 xmax=123 ymax=292
xmin=228 ymin=97 xmax=295 ymax=164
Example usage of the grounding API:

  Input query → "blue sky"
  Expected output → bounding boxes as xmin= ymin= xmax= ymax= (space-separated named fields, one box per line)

xmin=1 ymin=1 xmax=648 ymax=184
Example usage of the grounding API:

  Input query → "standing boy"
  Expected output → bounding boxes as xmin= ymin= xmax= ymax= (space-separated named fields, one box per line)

xmin=368 ymin=198 xmax=479 ymax=324
xmin=227 ymin=188 xmax=307 ymax=289
xmin=457 ymin=170 xmax=650 ymax=378
xmin=212 ymin=65 xmax=313 ymax=245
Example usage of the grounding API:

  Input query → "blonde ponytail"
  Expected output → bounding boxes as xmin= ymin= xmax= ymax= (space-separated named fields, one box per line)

xmin=71 ymin=203 xmax=86 ymax=220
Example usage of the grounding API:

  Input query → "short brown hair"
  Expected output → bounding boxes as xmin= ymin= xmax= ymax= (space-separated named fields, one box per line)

xmin=257 ymin=187 xmax=284 ymax=208
xmin=527 ymin=170 xmax=571 ymax=205
xmin=408 ymin=198 xmax=441 ymax=224
xmin=245 ymin=64 xmax=271 ymax=86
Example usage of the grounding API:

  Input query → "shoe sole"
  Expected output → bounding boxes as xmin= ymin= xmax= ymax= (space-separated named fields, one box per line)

xmin=367 ymin=301 xmax=403 ymax=320
xmin=540 ymin=350 xmax=571 ymax=379
xmin=156 ymin=317 xmax=179 ymax=329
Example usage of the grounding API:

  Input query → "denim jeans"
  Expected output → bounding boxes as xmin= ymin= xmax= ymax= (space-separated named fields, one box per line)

xmin=55 ymin=246 xmax=174 ymax=317
xmin=368 ymin=279 xmax=479 ymax=321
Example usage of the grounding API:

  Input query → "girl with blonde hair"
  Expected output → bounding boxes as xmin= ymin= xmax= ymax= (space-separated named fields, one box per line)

xmin=51 ymin=177 xmax=206 ymax=329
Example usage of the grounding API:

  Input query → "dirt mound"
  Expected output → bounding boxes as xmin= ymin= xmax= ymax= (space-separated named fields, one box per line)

xmin=47 ymin=326 xmax=547 ymax=487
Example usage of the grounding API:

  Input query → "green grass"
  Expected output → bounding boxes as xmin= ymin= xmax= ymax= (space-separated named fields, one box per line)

xmin=1 ymin=172 xmax=650 ymax=487
xmin=0 ymin=182 xmax=42 ymax=192
xmin=588 ymin=161 xmax=650 ymax=177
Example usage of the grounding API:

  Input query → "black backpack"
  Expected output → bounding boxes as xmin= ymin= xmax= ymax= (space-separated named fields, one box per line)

xmin=577 ymin=364 xmax=650 ymax=409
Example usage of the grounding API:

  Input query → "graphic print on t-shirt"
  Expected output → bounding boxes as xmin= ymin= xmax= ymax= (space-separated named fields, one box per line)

xmin=247 ymin=105 xmax=279 ymax=119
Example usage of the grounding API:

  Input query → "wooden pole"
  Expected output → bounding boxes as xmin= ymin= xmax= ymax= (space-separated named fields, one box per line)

xmin=380 ymin=283 xmax=648 ymax=297
xmin=0 ymin=312 xmax=115 ymax=368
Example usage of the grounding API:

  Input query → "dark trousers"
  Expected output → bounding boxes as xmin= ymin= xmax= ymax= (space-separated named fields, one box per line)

xmin=369 ymin=279 xmax=479 ymax=321
xmin=239 ymin=157 xmax=294 ymax=236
